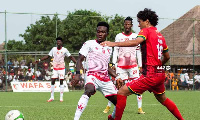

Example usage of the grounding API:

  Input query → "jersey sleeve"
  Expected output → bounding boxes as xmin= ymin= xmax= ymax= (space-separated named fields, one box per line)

xmin=162 ymin=38 xmax=169 ymax=53
xmin=136 ymin=45 xmax=142 ymax=67
xmin=79 ymin=41 xmax=90 ymax=57
xmin=137 ymin=28 xmax=148 ymax=41
xmin=64 ymin=48 xmax=71 ymax=57
xmin=112 ymin=35 xmax=120 ymax=64
xmin=48 ymin=48 xmax=54 ymax=57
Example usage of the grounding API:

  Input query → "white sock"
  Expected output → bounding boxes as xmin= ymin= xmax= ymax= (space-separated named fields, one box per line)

xmin=60 ymin=85 xmax=64 ymax=99
xmin=50 ymin=85 xmax=55 ymax=99
xmin=137 ymin=95 xmax=142 ymax=108
xmin=111 ymin=106 xmax=116 ymax=118
xmin=74 ymin=95 xmax=89 ymax=120
xmin=107 ymin=101 xmax=112 ymax=107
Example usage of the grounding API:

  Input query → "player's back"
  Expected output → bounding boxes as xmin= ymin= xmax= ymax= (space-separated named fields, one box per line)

xmin=139 ymin=27 xmax=168 ymax=68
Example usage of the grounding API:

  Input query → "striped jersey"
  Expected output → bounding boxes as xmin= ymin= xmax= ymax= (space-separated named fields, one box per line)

xmin=137 ymin=27 xmax=168 ymax=72
xmin=79 ymin=40 xmax=112 ymax=82
xmin=112 ymin=32 xmax=142 ymax=69
xmin=48 ymin=47 xmax=71 ymax=70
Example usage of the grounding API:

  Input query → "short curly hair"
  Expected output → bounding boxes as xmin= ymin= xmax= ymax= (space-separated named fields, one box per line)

xmin=137 ymin=8 xmax=158 ymax=26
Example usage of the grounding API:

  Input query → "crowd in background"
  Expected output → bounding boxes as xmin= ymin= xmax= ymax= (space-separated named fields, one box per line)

xmin=0 ymin=59 xmax=85 ymax=91
xmin=165 ymin=70 xmax=200 ymax=90
xmin=0 ymin=58 xmax=200 ymax=91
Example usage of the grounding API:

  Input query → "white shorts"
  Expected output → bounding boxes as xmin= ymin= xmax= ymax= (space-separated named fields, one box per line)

xmin=116 ymin=66 xmax=139 ymax=81
xmin=51 ymin=69 xmax=65 ymax=80
xmin=85 ymin=75 xmax=117 ymax=97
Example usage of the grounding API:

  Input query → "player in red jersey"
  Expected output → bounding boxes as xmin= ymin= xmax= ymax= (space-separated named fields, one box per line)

xmin=101 ymin=8 xmax=184 ymax=120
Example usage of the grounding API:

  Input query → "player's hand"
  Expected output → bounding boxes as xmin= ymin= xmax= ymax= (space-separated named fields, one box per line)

xmin=116 ymin=78 xmax=123 ymax=89
xmin=71 ymin=74 xmax=81 ymax=86
xmin=100 ymin=41 xmax=116 ymax=47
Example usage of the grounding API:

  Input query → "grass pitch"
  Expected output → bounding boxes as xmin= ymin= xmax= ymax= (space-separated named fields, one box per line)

xmin=0 ymin=90 xmax=199 ymax=120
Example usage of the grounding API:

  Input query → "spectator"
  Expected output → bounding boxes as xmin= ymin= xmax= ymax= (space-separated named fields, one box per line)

xmin=13 ymin=74 xmax=19 ymax=82
xmin=35 ymin=69 xmax=41 ymax=80
xmin=43 ymin=62 xmax=49 ymax=71
xmin=13 ymin=59 xmax=19 ymax=68
xmin=7 ymin=59 xmax=13 ymax=72
xmin=38 ymin=74 xmax=43 ymax=81
xmin=194 ymin=72 xmax=200 ymax=90
xmin=44 ymin=72 xmax=51 ymax=81
xmin=26 ymin=69 xmax=33 ymax=81
xmin=10 ymin=69 xmax=15 ymax=77
xmin=18 ymin=69 xmax=24 ymax=81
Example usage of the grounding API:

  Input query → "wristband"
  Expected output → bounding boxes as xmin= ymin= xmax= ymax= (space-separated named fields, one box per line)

xmin=76 ymin=71 xmax=80 ymax=74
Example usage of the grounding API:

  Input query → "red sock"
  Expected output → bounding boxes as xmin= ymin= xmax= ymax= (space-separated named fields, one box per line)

xmin=162 ymin=98 xmax=184 ymax=120
xmin=115 ymin=94 xmax=127 ymax=120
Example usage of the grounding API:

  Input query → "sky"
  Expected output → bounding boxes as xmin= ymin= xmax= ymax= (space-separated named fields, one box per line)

xmin=0 ymin=0 xmax=200 ymax=44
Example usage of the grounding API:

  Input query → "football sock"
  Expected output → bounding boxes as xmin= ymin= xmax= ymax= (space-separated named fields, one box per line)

xmin=115 ymin=94 xmax=127 ymax=120
xmin=107 ymin=100 xmax=112 ymax=107
xmin=50 ymin=85 xmax=55 ymax=99
xmin=137 ymin=95 xmax=142 ymax=108
xmin=60 ymin=85 xmax=64 ymax=99
xmin=162 ymin=98 xmax=184 ymax=120
xmin=111 ymin=106 xmax=116 ymax=118
xmin=74 ymin=95 xmax=89 ymax=120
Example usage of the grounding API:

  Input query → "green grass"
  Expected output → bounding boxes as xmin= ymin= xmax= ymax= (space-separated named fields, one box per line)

xmin=0 ymin=90 xmax=199 ymax=120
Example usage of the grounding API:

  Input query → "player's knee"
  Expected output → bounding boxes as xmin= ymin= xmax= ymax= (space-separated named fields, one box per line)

xmin=51 ymin=79 xmax=56 ymax=85
xmin=60 ymin=79 xmax=64 ymax=85
xmin=84 ymin=89 xmax=95 ymax=97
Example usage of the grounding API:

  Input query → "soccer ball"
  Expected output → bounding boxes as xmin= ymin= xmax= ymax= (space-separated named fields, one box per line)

xmin=5 ymin=110 xmax=24 ymax=120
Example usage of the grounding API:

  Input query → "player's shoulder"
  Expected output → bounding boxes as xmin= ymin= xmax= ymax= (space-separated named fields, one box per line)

xmin=84 ymin=40 xmax=96 ymax=44
xmin=130 ymin=33 xmax=138 ymax=38
xmin=116 ymin=32 xmax=123 ymax=37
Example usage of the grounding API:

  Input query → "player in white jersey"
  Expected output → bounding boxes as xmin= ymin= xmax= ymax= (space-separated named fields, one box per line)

xmin=103 ymin=17 xmax=145 ymax=115
xmin=72 ymin=22 xmax=122 ymax=120
xmin=35 ymin=37 xmax=76 ymax=102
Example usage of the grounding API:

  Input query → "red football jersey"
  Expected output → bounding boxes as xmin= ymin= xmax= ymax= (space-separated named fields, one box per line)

xmin=137 ymin=27 xmax=168 ymax=71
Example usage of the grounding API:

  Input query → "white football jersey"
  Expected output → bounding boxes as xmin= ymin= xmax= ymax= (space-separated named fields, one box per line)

xmin=49 ymin=47 xmax=71 ymax=70
xmin=112 ymin=32 xmax=142 ymax=69
xmin=79 ymin=40 xmax=112 ymax=82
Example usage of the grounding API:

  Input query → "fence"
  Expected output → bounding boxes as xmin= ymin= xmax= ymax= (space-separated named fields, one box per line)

xmin=0 ymin=10 xmax=200 ymax=91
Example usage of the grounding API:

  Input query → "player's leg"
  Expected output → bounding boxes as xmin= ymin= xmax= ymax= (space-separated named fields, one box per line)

xmin=103 ymin=100 xmax=112 ymax=113
xmin=74 ymin=76 xmax=96 ymax=120
xmin=137 ymin=95 xmax=145 ymax=114
xmin=59 ymin=69 xmax=65 ymax=102
xmin=154 ymin=93 xmax=184 ymax=120
xmin=47 ymin=69 xmax=58 ymax=102
xmin=59 ymin=79 xmax=64 ymax=102
xmin=47 ymin=78 xmax=56 ymax=102
xmin=106 ymin=95 xmax=117 ymax=120
xmin=114 ymin=85 xmax=132 ymax=120
xmin=129 ymin=67 xmax=145 ymax=114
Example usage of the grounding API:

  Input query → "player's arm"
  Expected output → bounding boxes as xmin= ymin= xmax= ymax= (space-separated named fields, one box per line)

xmin=108 ymin=66 xmax=123 ymax=89
xmin=34 ymin=55 xmax=50 ymax=64
xmin=162 ymin=52 xmax=170 ymax=65
xmin=101 ymin=37 xmax=144 ymax=47
xmin=71 ymin=54 xmax=85 ymax=85
xmin=69 ymin=56 xmax=77 ymax=64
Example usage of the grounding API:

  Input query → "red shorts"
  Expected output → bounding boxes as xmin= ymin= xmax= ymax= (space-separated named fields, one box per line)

xmin=126 ymin=72 xmax=165 ymax=95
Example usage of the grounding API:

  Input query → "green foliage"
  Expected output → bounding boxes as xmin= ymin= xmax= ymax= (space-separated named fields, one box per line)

xmin=60 ymin=10 xmax=105 ymax=52
xmin=7 ymin=10 xmax=125 ymax=53
xmin=108 ymin=14 xmax=124 ymax=42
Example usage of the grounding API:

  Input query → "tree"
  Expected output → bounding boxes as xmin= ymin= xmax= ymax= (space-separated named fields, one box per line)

xmin=19 ymin=15 xmax=62 ymax=51
xmin=107 ymin=14 xmax=125 ymax=42
xmin=60 ymin=10 xmax=105 ymax=52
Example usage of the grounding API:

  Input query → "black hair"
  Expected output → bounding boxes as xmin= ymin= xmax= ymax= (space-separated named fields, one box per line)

xmin=97 ymin=22 xmax=109 ymax=33
xmin=56 ymin=37 xmax=63 ymax=42
xmin=124 ymin=16 xmax=133 ymax=24
xmin=137 ymin=8 xmax=158 ymax=26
